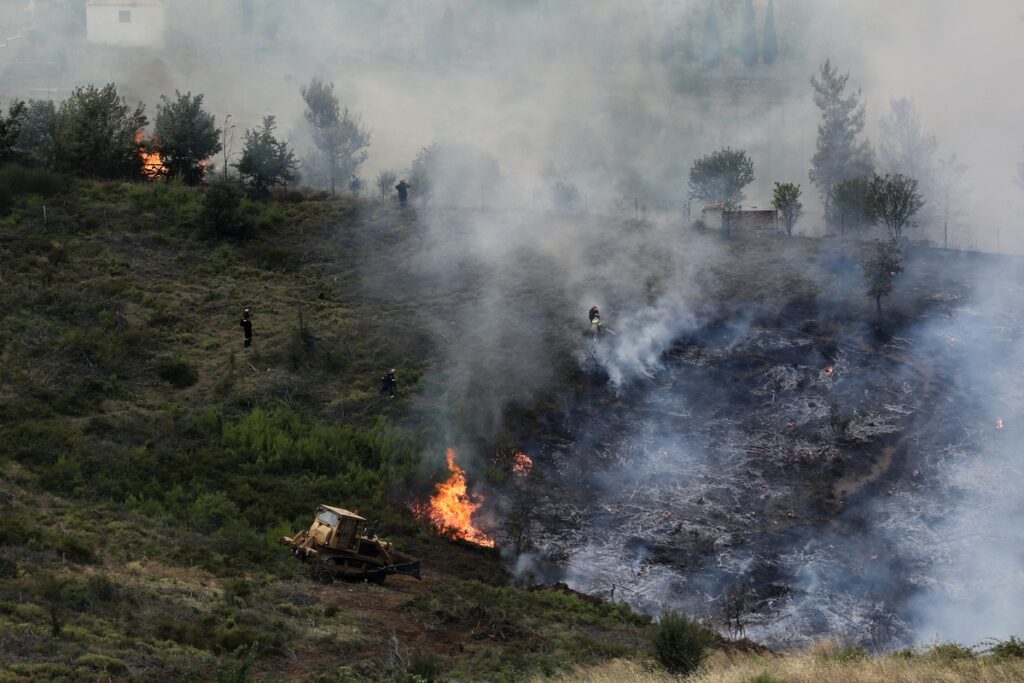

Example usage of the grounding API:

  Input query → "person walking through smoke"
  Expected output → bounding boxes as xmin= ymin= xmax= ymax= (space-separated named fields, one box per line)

xmin=240 ymin=308 xmax=253 ymax=347
xmin=395 ymin=179 xmax=411 ymax=207
xmin=349 ymin=173 xmax=361 ymax=195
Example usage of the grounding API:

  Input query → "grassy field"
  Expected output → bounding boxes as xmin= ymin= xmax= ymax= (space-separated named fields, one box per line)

xmin=1 ymin=168 xmax=1021 ymax=681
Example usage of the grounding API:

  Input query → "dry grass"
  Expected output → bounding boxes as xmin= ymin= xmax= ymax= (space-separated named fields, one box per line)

xmin=544 ymin=649 xmax=1024 ymax=683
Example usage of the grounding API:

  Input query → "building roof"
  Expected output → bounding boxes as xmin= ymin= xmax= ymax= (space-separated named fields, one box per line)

xmin=320 ymin=505 xmax=365 ymax=521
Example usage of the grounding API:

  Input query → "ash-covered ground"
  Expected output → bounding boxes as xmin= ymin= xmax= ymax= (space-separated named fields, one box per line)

xmin=513 ymin=243 xmax=1024 ymax=650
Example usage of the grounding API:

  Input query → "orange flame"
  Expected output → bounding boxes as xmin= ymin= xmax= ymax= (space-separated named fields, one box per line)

xmin=416 ymin=449 xmax=495 ymax=547
xmin=824 ymin=366 xmax=835 ymax=376
xmin=996 ymin=418 xmax=1005 ymax=430
xmin=136 ymin=130 xmax=165 ymax=180
xmin=511 ymin=452 xmax=533 ymax=477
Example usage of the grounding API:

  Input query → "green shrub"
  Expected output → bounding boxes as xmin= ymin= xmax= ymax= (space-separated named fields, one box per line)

xmin=0 ymin=164 xmax=67 ymax=197
xmin=924 ymin=642 xmax=975 ymax=663
xmin=745 ymin=674 xmax=788 ymax=683
xmin=817 ymin=643 xmax=867 ymax=662
xmin=86 ymin=573 xmax=120 ymax=603
xmin=986 ymin=636 xmax=1024 ymax=661
xmin=223 ymin=578 xmax=252 ymax=605
xmin=651 ymin=611 xmax=711 ymax=676
xmin=190 ymin=492 xmax=239 ymax=533
xmin=203 ymin=181 xmax=253 ymax=239
xmin=156 ymin=356 xmax=198 ymax=388
xmin=215 ymin=644 xmax=258 ymax=683
xmin=76 ymin=653 xmax=127 ymax=675
xmin=403 ymin=650 xmax=442 ymax=682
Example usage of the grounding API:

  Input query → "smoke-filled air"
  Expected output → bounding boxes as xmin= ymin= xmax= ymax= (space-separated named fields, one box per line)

xmin=2 ymin=0 xmax=1024 ymax=679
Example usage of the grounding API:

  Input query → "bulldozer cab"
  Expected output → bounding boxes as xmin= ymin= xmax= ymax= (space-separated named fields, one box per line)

xmin=313 ymin=505 xmax=366 ymax=552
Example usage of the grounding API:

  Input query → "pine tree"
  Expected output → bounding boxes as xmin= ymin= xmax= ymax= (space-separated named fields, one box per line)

xmin=809 ymin=60 xmax=874 ymax=222
xmin=762 ymin=0 xmax=778 ymax=65
xmin=740 ymin=0 xmax=758 ymax=68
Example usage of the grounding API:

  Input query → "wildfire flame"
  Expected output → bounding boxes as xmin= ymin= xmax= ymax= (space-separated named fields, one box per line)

xmin=136 ymin=131 xmax=165 ymax=180
xmin=996 ymin=418 xmax=1005 ymax=430
xmin=824 ymin=366 xmax=835 ymax=376
xmin=415 ymin=448 xmax=495 ymax=547
xmin=511 ymin=451 xmax=533 ymax=477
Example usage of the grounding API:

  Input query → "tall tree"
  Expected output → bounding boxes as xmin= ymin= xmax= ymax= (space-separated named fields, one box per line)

xmin=702 ymin=1 xmax=722 ymax=67
xmin=772 ymin=182 xmax=804 ymax=235
xmin=53 ymin=84 xmax=147 ymax=179
xmin=0 ymin=99 xmax=26 ymax=165
xmin=154 ymin=91 xmax=222 ymax=185
xmin=15 ymin=100 xmax=57 ymax=166
xmin=300 ymin=77 xmax=370 ymax=195
xmin=236 ymin=116 xmax=299 ymax=196
xmin=829 ymin=176 xmax=872 ymax=237
xmin=862 ymin=239 xmax=903 ymax=315
xmin=866 ymin=173 xmax=925 ymax=241
xmin=762 ymin=0 xmax=778 ymax=65
xmin=740 ymin=0 xmax=758 ymax=68
xmin=688 ymin=147 xmax=755 ymax=210
xmin=809 ymin=60 xmax=874 ymax=220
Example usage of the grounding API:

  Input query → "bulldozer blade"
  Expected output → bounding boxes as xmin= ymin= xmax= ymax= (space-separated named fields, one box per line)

xmin=390 ymin=560 xmax=422 ymax=580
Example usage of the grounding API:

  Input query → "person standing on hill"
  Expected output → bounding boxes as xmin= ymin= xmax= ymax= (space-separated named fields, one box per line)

xmin=380 ymin=368 xmax=397 ymax=398
xmin=395 ymin=179 xmax=411 ymax=207
xmin=240 ymin=308 xmax=253 ymax=347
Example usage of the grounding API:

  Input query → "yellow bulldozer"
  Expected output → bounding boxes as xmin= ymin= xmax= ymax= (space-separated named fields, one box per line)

xmin=279 ymin=505 xmax=421 ymax=584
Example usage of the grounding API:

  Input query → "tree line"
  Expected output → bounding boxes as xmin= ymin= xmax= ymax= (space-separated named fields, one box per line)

xmin=0 ymin=78 xmax=372 ymax=199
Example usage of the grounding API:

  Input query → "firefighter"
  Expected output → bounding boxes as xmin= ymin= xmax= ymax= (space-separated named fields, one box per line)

xmin=240 ymin=308 xmax=253 ymax=347
xmin=349 ymin=173 xmax=361 ymax=194
xmin=588 ymin=305 xmax=600 ymax=324
xmin=395 ymin=179 xmax=411 ymax=207
xmin=380 ymin=368 xmax=397 ymax=398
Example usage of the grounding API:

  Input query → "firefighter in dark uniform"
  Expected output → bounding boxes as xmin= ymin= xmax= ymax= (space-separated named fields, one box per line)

xmin=395 ymin=179 xmax=411 ymax=207
xmin=240 ymin=308 xmax=253 ymax=347
xmin=380 ymin=368 xmax=397 ymax=398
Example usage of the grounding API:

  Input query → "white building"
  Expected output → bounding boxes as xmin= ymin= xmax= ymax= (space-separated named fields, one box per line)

xmin=86 ymin=0 xmax=166 ymax=48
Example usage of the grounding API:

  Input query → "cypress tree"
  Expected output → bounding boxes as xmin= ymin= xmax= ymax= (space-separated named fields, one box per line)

xmin=763 ymin=0 xmax=778 ymax=65
xmin=740 ymin=0 xmax=758 ymax=67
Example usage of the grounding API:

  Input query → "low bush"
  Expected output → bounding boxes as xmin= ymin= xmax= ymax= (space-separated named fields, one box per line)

xmin=746 ymin=674 xmax=788 ymax=683
xmin=986 ymin=636 xmax=1024 ymax=661
xmin=0 ymin=164 xmax=68 ymax=197
xmin=651 ymin=611 xmax=711 ymax=676
xmin=203 ymin=181 xmax=253 ymax=239
xmin=156 ymin=356 xmax=198 ymax=388
xmin=924 ymin=642 xmax=975 ymax=663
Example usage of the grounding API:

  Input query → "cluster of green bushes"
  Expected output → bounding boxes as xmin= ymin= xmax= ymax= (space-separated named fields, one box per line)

xmin=0 ymin=405 xmax=425 ymax=575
